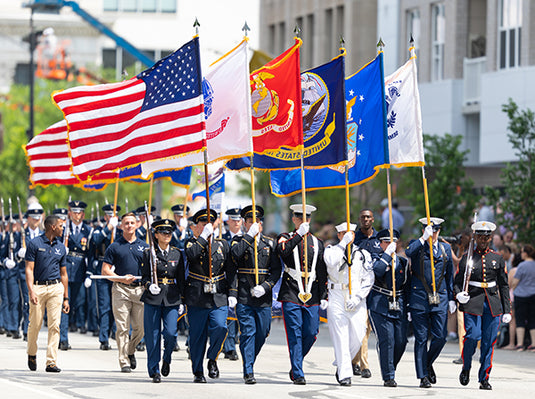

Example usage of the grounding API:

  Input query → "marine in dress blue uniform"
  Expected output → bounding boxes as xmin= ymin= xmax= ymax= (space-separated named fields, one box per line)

xmin=367 ymin=229 xmax=409 ymax=387
xmin=184 ymin=209 xmax=237 ymax=383
xmin=229 ymin=205 xmax=282 ymax=384
xmin=276 ymin=204 xmax=328 ymax=385
xmin=455 ymin=221 xmax=511 ymax=390
xmin=222 ymin=207 xmax=242 ymax=361
xmin=405 ymin=217 xmax=456 ymax=388
xmin=140 ymin=219 xmax=185 ymax=383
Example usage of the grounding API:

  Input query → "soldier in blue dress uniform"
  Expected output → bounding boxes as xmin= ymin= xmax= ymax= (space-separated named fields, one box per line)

xmin=135 ymin=205 xmax=155 ymax=242
xmin=140 ymin=218 xmax=185 ymax=383
xmin=405 ymin=217 xmax=456 ymax=388
xmin=276 ymin=204 xmax=328 ymax=385
xmin=2 ymin=211 xmax=22 ymax=339
xmin=184 ymin=208 xmax=237 ymax=383
xmin=455 ymin=221 xmax=511 ymax=390
xmin=170 ymin=204 xmax=192 ymax=250
xmin=367 ymin=229 xmax=409 ymax=387
xmin=229 ymin=205 xmax=282 ymax=384
xmin=222 ymin=207 xmax=242 ymax=361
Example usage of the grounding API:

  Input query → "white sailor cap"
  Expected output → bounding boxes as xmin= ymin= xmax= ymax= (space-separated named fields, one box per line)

xmin=27 ymin=203 xmax=44 ymax=219
xmin=471 ymin=221 xmax=496 ymax=235
xmin=335 ymin=222 xmax=357 ymax=233
xmin=418 ymin=217 xmax=445 ymax=231
xmin=290 ymin=204 xmax=317 ymax=216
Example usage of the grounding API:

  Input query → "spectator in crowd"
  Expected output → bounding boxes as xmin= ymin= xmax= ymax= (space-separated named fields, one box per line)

xmin=511 ymin=244 xmax=535 ymax=351
xmin=380 ymin=199 xmax=405 ymax=235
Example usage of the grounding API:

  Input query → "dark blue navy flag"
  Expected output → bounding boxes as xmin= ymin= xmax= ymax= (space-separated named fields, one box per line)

xmin=270 ymin=53 xmax=389 ymax=196
xmin=227 ymin=54 xmax=346 ymax=171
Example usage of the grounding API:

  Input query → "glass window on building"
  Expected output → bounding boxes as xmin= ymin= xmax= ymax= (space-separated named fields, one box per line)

xmin=499 ymin=0 xmax=522 ymax=69
xmin=104 ymin=0 xmax=176 ymax=13
xmin=431 ymin=3 xmax=445 ymax=81
xmin=407 ymin=8 xmax=420 ymax=58
xmin=103 ymin=0 xmax=118 ymax=11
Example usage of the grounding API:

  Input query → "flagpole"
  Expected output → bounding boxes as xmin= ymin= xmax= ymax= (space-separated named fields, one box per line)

xmin=146 ymin=176 xmax=154 ymax=243
xmin=299 ymin=146 xmax=310 ymax=303
xmin=386 ymin=168 xmax=400 ymax=310
xmin=203 ymin=150 xmax=213 ymax=279
xmin=422 ymin=166 xmax=438 ymax=300
xmin=180 ymin=185 xmax=190 ymax=241
xmin=111 ymin=176 xmax=119 ymax=243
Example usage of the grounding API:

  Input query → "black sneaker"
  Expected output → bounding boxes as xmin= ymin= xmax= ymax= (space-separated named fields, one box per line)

xmin=352 ymin=364 xmax=361 ymax=376
xmin=128 ymin=354 xmax=137 ymax=369
xmin=361 ymin=368 xmax=371 ymax=378
xmin=45 ymin=364 xmax=61 ymax=373
xmin=28 ymin=355 xmax=37 ymax=371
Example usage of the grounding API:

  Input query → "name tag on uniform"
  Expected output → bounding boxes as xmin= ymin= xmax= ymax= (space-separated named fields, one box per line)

xmin=38 ymin=248 xmax=46 ymax=252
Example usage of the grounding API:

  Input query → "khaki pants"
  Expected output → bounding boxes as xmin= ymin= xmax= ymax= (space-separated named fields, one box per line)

xmin=112 ymin=283 xmax=144 ymax=368
xmin=352 ymin=317 xmax=371 ymax=369
xmin=27 ymin=282 xmax=63 ymax=367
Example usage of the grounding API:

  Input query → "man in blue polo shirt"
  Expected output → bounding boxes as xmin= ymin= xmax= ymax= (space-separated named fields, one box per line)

xmin=102 ymin=212 xmax=149 ymax=373
xmin=25 ymin=215 xmax=69 ymax=373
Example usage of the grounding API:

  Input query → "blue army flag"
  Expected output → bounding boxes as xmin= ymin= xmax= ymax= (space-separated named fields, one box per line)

xmin=227 ymin=54 xmax=346 ymax=171
xmin=270 ymin=53 xmax=389 ymax=196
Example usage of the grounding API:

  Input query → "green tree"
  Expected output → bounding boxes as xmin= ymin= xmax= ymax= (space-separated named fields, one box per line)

xmin=486 ymin=99 xmax=535 ymax=244
xmin=400 ymin=133 xmax=477 ymax=234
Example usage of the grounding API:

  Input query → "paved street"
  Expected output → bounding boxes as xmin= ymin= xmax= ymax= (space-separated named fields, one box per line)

xmin=1 ymin=320 xmax=534 ymax=399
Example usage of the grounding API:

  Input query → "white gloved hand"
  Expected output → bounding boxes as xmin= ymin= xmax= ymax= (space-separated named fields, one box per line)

xmin=502 ymin=313 xmax=512 ymax=324
xmin=17 ymin=247 xmax=26 ymax=259
xmin=247 ymin=222 xmax=260 ymax=238
xmin=421 ymin=225 xmax=433 ymax=241
xmin=178 ymin=304 xmax=185 ymax=314
xmin=109 ymin=216 xmax=118 ymax=228
xmin=297 ymin=222 xmax=309 ymax=237
xmin=385 ymin=242 xmax=397 ymax=256
xmin=149 ymin=283 xmax=161 ymax=296
xmin=179 ymin=217 xmax=188 ymax=229
xmin=252 ymin=285 xmax=266 ymax=298
xmin=4 ymin=258 xmax=16 ymax=269
xmin=340 ymin=231 xmax=354 ymax=247
xmin=407 ymin=312 xmax=412 ymax=322
xmin=200 ymin=223 xmax=214 ymax=240
xmin=346 ymin=296 xmax=361 ymax=310
xmin=320 ymin=299 xmax=329 ymax=310
xmin=84 ymin=277 xmax=92 ymax=288
xmin=147 ymin=215 xmax=154 ymax=226
xmin=456 ymin=291 xmax=470 ymax=304
xmin=228 ymin=296 xmax=237 ymax=308
xmin=448 ymin=300 xmax=457 ymax=314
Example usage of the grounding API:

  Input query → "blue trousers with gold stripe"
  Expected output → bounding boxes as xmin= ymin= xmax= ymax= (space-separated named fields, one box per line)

xmin=462 ymin=299 xmax=500 ymax=382
xmin=187 ymin=305 xmax=228 ymax=375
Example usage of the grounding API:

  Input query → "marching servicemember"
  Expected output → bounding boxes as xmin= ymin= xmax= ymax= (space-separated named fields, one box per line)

xmin=229 ymin=205 xmax=282 ymax=384
xmin=368 ymin=229 xmax=409 ymax=387
xmin=455 ymin=221 xmax=511 ymax=390
xmin=276 ymin=204 xmax=327 ymax=385
xmin=323 ymin=222 xmax=374 ymax=386
xmin=140 ymin=219 xmax=185 ymax=383
xmin=170 ymin=204 xmax=192 ymax=250
xmin=405 ymin=217 xmax=455 ymax=388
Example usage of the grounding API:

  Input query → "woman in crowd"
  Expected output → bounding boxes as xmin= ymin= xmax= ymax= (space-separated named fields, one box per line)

xmin=511 ymin=244 xmax=535 ymax=351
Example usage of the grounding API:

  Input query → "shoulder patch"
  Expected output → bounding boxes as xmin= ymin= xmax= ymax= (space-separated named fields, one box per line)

xmin=186 ymin=242 xmax=193 ymax=248
xmin=278 ymin=237 xmax=288 ymax=244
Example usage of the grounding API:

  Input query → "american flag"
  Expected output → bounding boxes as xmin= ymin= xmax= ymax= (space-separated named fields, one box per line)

xmin=53 ymin=37 xmax=206 ymax=181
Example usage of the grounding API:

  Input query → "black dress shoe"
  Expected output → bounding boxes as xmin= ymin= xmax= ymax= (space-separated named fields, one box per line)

xmin=335 ymin=371 xmax=340 ymax=383
xmin=226 ymin=350 xmax=239 ymax=360
xmin=419 ymin=376 xmax=432 ymax=388
xmin=69 ymin=325 xmax=77 ymax=333
xmin=128 ymin=354 xmax=137 ymax=369
xmin=0 ymin=327 xmax=6 ymax=334
xmin=339 ymin=378 xmax=351 ymax=386
xmin=92 ymin=330 xmax=100 ymax=337
xmin=193 ymin=373 xmax=206 ymax=383
xmin=207 ymin=359 xmax=219 ymax=379
xmin=352 ymin=364 xmax=361 ymax=376
xmin=293 ymin=377 xmax=306 ymax=385
xmin=173 ymin=342 xmax=180 ymax=352
xmin=427 ymin=365 xmax=436 ymax=384
xmin=361 ymin=368 xmax=371 ymax=378
xmin=23 ymin=333 xmax=27 ymax=342
xmin=152 ymin=373 xmax=161 ymax=383
xmin=59 ymin=341 xmax=70 ymax=351
xmin=100 ymin=342 xmax=112 ymax=350
xmin=459 ymin=369 xmax=470 ymax=386
xmin=79 ymin=326 xmax=88 ymax=334
xmin=6 ymin=330 xmax=12 ymax=337
xmin=244 ymin=373 xmax=256 ymax=384
xmin=161 ymin=361 xmax=170 ymax=377
xmin=479 ymin=379 xmax=492 ymax=390
xmin=45 ymin=364 xmax=61 ymax=373
xmin=136 ymin=342 xmax=145 ymax=351
xmin=384 ymin=379 xmax=397 ymax=387
xmin=12 ymin=331 xmax=21 ymax=339
xmin=28 ymin=355 xmax=37 ymax=371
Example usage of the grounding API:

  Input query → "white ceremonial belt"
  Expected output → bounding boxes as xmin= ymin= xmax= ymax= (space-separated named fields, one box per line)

xmin=468 ymin=281 xmax=496 ymax=288
xmin=328 ymin=283 xmax=349 ymax=290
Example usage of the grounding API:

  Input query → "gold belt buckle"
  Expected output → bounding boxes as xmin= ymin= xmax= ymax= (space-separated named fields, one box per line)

xmin=480 ymin=282 xmax=488 ymax=288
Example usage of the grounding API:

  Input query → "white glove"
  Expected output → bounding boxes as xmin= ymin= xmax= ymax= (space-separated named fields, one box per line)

xmin=84 ymin=277 xmax=92 ymax=288
xmin=407 ymin=312 xmax=412 ymax=322
xmin=502 ymin=313 xmax=512 ymax=323
xmin=247 ymin=222 xmax=260 ymax=238
xmin=179 ymin=217 xmax=188 ymax=229
xmin=178 ymin=304 xmax=185 ymax=314
xmin=320 ymin=299 xmax=329 ymax=310
xmin=149 ymin=283 xmax=161 ymax=296
xmin=109 ymin=216 xmax=118 ymax=228
xmin=4 ymin=258 xmax=16 ymax=269
xmin=448 ymin=300 xmax=457 ymax=314
xmin=385 ymin=242 xmax=397 ymax=256
xmin=456 ymin=291 xmax=470 ymax=304
xmin=200 ymin=223 xmax=214 ymax=240
xmin=147 ymin=215 xmax=154 ymax=226
xmin=17 ymin=248 xmax=26 ymax=259
xmin=228 ymin=296 xmax=237 ymax=308
xmin=252 ymin=285 xmax=266 ymax=298
xmin=297 ymin=222 xmax=309 ymax=237
xmin=340 ymin=231 xmax=354 ymax=247
xmin=421 ymin=225 xmax=433 ymax=241
xmin=345 ymin=296 xmax=360 ymax=310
